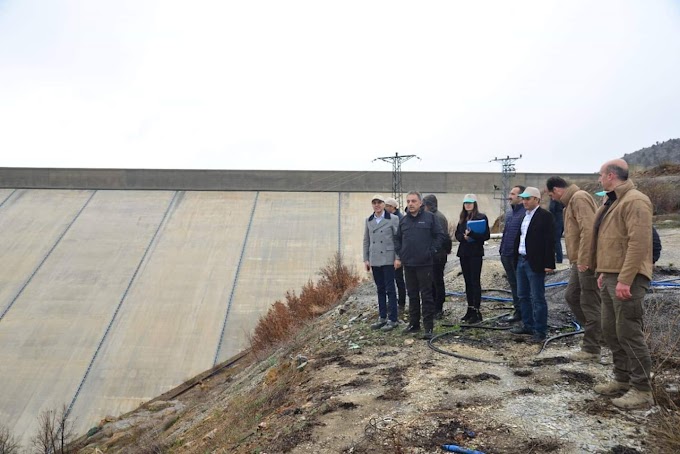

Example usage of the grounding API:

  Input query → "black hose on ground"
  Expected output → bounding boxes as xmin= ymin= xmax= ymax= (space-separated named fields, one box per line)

xmin=429 ymin=319 xmax=584 ymax=363
xmin=538 ymin=321 xmax=584 ymax=354
xmin=427 ymin=331 xmax=506 ymax=365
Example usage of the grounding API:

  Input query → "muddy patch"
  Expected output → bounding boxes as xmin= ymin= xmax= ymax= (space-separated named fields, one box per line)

xmin=512 ymin=387 xmax=536 ymax=396
xmin=376 ymin=366 xmax=408 ymax=401
xmin=573 ymin=398 xmax=624 ymax=418
xmin=447 ymin=373 xmax=501 ymax=387
xmin=532 ymin=356 xmax=570 ymax=367
xmin=342 ymin=377 xmax=371 ymax=388
xmin=560 ymin=369 xmax=595 ymax=386
xmin=513 ymin=369 xmax=533 ymax=377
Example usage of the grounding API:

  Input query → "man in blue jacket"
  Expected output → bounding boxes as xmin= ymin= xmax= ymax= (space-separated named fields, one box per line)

xmin=499 ymin=185 xmax=526 ymax=322
xmin=394 ymin=191 xmax=446 ymax=339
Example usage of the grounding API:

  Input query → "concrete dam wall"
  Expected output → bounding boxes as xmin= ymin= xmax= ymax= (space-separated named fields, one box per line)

xmin=0 ymin=168 xmax=596 ymax=441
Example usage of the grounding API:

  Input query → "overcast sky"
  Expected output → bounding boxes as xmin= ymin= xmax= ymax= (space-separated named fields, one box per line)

xmin=1 ymin=1 xmax=679 ymax=174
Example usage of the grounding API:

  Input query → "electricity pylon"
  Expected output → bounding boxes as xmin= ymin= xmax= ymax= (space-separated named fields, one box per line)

xmin=373 ymin=153 xmax=420 ymax=211
xmin=490 ymin=154 xmax=522 ymax=221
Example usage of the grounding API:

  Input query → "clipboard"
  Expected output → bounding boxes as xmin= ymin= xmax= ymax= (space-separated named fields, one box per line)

xmin=466 ymin=219 xmax=487 ymax=242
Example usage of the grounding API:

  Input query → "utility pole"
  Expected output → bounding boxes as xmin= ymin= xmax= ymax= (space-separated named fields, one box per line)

xmin=490 ymin=154 xmax=522 ymax=224
xmin=373 ymin=153 xmax=420 ymax=211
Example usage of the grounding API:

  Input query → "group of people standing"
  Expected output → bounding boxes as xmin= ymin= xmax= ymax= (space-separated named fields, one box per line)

xmin=499 ymin=158 xmax=656 ymax=410
xmin=364 ymin=157 xmax=657 ymax=411
xmin=363 ymin=191 xmax=489 ymax=340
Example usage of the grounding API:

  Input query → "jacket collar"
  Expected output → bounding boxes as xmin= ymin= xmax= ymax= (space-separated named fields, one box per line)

xmin=611 ymin=179 xmax=635 ymax=201
xmin=407 ymin=206 xmax=425 ymax=218
xmin=560 ymin=184 xmax=580 ymax=206
xmin=368 ymin=211 xmax=391 ymax=221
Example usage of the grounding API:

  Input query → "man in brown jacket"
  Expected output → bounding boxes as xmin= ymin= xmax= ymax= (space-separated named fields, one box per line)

xmin=592 ymin=158 xmax=654 ymax=410
xmin=547 ymin=177 xmax=602 ymax=362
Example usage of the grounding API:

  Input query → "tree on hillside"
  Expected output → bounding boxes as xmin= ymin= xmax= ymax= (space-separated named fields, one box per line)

xmin=0 ymin=424 xmax=20 ymax=454
xmin=623 ymin=138 xmax=680 ymax=167
xmin=30 ymin=405 xmax=74 ymax=454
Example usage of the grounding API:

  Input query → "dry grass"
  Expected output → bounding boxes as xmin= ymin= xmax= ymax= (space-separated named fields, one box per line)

xmin=249 ymin=253 xmax=360 ymax=353
xmin=644 ymin=292 xmax=680 ymax=453
xmin=636 ymin=179 xmax=680 ymax=215
xmin=176 ymin=359 xmax=307 ymax=453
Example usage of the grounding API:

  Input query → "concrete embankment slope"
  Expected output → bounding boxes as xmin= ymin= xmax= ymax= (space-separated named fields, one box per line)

xmin=0 ymin=189 xmax=498 ymax=441
xmin=0 ymin=168 xmax=596 ymax=442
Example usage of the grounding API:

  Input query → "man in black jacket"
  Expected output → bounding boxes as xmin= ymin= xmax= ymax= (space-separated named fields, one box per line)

xmin=385 ymin=197 xmax=407 ymax=309
xmin=510 ymin=187 xmax=556 ymax=343
xmin=394 ymin=191 xmax=446 ymax=339
xmin=423 ymin=194 xmax=452 ymax=319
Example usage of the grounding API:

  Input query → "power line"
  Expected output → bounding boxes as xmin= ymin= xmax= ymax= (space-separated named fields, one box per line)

xmin=372 ymin=153 xmax=420 ymax=210
xmin=490 ymin=154 xmax=522 ymax=223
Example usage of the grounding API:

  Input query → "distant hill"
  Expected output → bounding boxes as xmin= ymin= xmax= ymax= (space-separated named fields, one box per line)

xmin=623 ymin=138 xmax=680 ymax=167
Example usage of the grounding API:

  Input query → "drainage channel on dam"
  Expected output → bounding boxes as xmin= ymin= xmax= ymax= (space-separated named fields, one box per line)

xmin=0 ymin=190 xmax=96 ymax=323
xmin=66 ymin=191 xmax=180 ymax=418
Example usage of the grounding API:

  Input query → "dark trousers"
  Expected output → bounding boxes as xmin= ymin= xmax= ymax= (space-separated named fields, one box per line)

xmin=516 ymin=256 xmax=548 ymax=336
xmin=371 ymin=265 xmax=398 ymax=322
xmin=404 ymin=265 xmax=435 ymax=330
xmin=555 ymin=222 xmax=564 ymax=263
xmin=460 ymin=256 xmax=483 ymax=309
xmin=432 ymin=260 xmax=447 ymax=313
xmin=394 ymin=265 xmax=406 ymax=307
xmin=501 ymin=254 xmax=520 ymax=313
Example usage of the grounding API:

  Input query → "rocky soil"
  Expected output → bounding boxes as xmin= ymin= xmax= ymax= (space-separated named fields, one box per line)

xmin=71 ymin=231 xmax=680 ymax=454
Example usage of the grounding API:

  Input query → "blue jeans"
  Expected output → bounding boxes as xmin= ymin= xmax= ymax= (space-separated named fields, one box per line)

xmin=372 ymin=265 xmax=398 ymax=322
xmin=516 ymin=256 xmax=547 ymax=336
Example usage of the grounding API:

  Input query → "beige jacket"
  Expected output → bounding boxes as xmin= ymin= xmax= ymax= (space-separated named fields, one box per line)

xmin=592 ymin=179 xmax=653 ymax=284
xmin=559 ymin=185 xmax=597 ymax=265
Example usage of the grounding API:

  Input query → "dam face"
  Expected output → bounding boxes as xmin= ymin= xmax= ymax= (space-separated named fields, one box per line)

xmin=0 ymin=169 xmax=595 ymax=441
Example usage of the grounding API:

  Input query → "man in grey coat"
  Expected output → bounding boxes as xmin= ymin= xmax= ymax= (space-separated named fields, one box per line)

xmin=363 ymin=194 xmax=401 ymax=331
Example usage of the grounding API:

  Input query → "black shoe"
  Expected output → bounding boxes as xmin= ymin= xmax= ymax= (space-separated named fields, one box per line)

xmin=460 ymin=307 xmax=474 ymax=322
xmin=402 ymin=324 xmax=421 ymax=334
xmin=466 ymin=310 xmax=483 ymax=325
xmin=527 ymin=334 xmax=547 ymax=344
xmin=510 ymin=326 xmax=532 ymax=336
xmin=421 ymin=329 xmax=434 ymax=340
xmin=505 ymin=312 xmax=522 ymax=323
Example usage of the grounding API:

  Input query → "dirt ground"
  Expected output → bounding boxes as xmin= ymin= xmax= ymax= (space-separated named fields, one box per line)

xmin=76 ymin=233 xmax=680 ymax=454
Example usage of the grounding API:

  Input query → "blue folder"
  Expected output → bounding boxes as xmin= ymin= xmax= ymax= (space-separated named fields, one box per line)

xmin=466 ymin=219 xmax=487 ymax=242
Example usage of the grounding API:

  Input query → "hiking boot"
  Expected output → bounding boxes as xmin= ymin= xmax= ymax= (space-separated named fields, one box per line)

xmin=571 ymin=350 xmax=600 ymax=362
xmin=421 ymin=329 xmax=434 ymax=340
xmin=460 ymin=306 xmax=474 ymax=322
xmin=594 ymin=381 xmax=631 ymax=397
xmin=371 ymin=318 xmax=387 ymax=330
xmin=509 ymin=326 xmax=532 ymax=336
xmin=466 ymin=309 xmax=483 ymax=324
xmin=380 ymin=320 xmax=399 ymax=332
xmin=527 ymin=334 xmax=546 ymax=344
xmin=611 ymin=388 xmax=654 ymax=409
xmin=402 ymin=324 xmax=421 ymax=334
